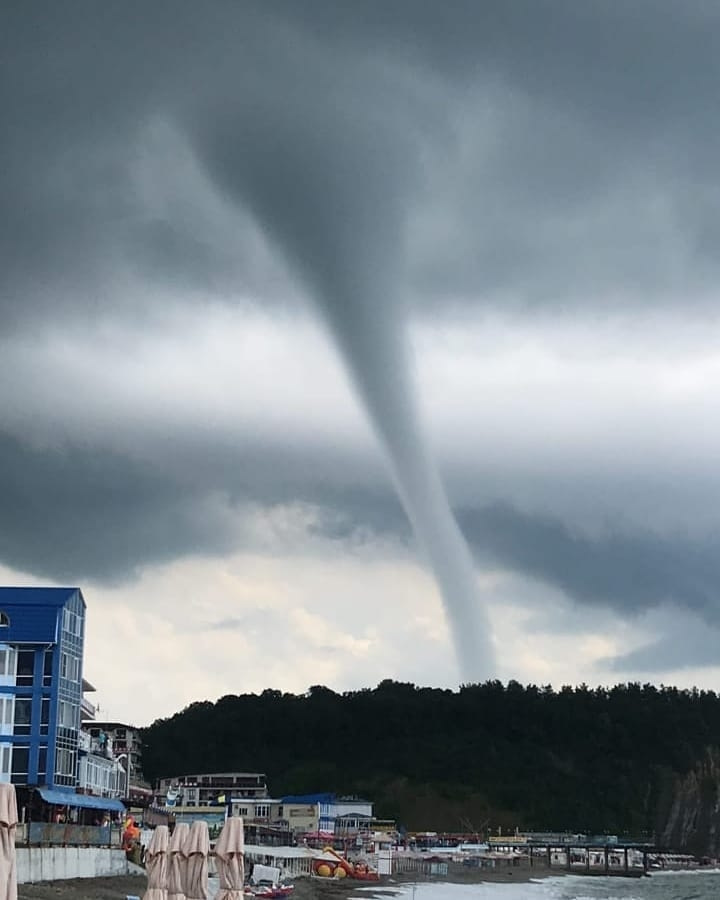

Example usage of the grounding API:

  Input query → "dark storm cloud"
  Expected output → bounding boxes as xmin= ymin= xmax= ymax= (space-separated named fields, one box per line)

xmin=0 ymin=423 xmax=398 ymax=583
xmin=460 ymin=505 xmax=720 ymax=623
xmin=608 ymin=628 xmax=720 ymax=673
xmin=2 ymin=1 xmax=720 ymax=669
xmin=3 ymin=2 xmax=720 ymax=325
xmin=0 ymin=431 xmax=239 ymax=582
xmin=2 ymin=413 xmax=719 ymax=672
xmin=310 ymin=495 xmax=720 ymax=632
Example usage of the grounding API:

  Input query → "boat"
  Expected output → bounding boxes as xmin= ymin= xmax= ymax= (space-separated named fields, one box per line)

xmin=245 ymin=885 xmax=294 ymax=899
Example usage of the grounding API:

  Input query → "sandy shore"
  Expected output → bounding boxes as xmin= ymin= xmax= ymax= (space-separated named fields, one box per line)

xmin=18 ymin=874 xmax=148 ymax=900
xmin=17 ymin=860 xmax=556 ymax=900
xmin=298 ymin=860 xmax=556 ymax=899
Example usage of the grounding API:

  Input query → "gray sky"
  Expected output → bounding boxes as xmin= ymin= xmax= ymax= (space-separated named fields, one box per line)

xmin=2 ymin=1 xmax=720 ymax=724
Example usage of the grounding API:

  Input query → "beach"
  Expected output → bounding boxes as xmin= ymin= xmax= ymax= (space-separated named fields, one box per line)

xmin=16 ymin=859 xmax=554 ymax=900
xmin=17 ymin=863 xmax=720 ymax=900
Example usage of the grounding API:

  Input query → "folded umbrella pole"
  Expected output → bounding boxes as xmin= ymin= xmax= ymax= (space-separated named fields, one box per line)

xmin=168 ymin=822 xmax=190 ymax=900
xmin=184 ymin=820 xmax=210 ymax=900
xmin=214 ymin=817 xmax=245 ymax=900
xmin=143 ymin=825 xmax=170 ymax=900
xmin=0 ymin=784 xmax=17 ymax=900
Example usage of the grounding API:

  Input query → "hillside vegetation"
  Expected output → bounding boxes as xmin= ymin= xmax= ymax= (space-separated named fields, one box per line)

xmin=141 ymin=680 xmax=720 ymax=847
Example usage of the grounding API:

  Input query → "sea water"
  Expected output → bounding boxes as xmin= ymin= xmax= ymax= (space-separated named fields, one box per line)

xmin=351 ymin=870 xmax=720 ymax=900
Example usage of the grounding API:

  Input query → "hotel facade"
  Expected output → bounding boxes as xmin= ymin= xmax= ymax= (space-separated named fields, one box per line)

xmin=0 ymin=586 xmax=86 ymax=788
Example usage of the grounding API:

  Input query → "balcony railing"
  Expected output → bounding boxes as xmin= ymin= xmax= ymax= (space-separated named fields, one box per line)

xmin=24 ymin=823 xmax=122 ymax=847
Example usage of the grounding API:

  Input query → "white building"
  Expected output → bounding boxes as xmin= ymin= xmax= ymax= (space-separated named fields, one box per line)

xmin=156 ymin=772 xmax=269 ymax=807
xmin=279 ymin=793 xmax=374 ymax=836
xmin=77 ymin=718 xmax=127 ymax=798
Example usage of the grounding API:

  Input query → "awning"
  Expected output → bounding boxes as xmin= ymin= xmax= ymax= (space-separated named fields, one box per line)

xmin=36 ymin=787 xmax=125 ymax=813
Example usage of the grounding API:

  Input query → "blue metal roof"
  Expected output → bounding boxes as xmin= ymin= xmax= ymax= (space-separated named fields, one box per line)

xmin=37 ymin=787 xmax=125 ymax=813
xmin=281 ymin=793 xmax=336 ymax=804
xmin=0 ymin=587 xmax=83 ymax=608
xmin=0 ymin=587 xmax=83 ymax=643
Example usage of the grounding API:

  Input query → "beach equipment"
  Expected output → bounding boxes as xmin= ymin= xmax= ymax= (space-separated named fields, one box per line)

xmin=246 ymin=864 xmax=293 ymax=899
xmin=183 ymin=820 xmax=210 ymax=900
xmin=143 ymin=825 xmax=170 ymax=900
xmin=0 ymin=784 xmax=17 ymax=900
xmin=168 ymin=822 xmax=190 ymax=900
xmin=214 ymin=816 xmax=245 ymax=900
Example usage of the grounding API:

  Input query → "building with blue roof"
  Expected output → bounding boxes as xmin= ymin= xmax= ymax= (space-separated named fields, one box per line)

xmin=279 ymin=793 xmax=373 ymax=836
xmin=0 ymin=587 xmax=86 ymax=789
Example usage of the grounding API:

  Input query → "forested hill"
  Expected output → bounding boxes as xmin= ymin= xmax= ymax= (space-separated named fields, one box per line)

xmin=141 ymin=680 xmax=720 ymax=853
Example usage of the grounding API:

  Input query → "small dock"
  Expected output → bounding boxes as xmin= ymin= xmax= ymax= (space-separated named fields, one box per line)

xmin=526 ymin=840 xmax=655 ymax=877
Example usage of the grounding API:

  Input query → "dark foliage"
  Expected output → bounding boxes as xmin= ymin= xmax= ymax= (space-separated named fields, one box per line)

xmin=141 ymin=680 xmax=720 ymax=838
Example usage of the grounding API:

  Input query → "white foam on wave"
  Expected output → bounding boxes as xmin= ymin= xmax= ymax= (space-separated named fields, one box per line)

xmin=373 ymin=876 xmax=568 ymax=900
xmin=352 ymin=868 xmax=719 ymax=900
xmin=650 ymin=867 xmax=720 ymax=877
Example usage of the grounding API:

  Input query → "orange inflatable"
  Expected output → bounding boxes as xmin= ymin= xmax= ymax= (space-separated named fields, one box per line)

xmin=314 ymin=848 xmax=379 ymax=881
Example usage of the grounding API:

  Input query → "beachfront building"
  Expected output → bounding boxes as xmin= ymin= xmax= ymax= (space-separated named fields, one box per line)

xmin=280 ymin=793 xmax=374 ymax=839
xmin=229 ymin=796 xmax=281 ymax=822
xmin=331 ymin=797 xmax=374 ymax=828
xmin=0 ymin=586 xmax=126 ymax=823
xmin=0 ymin=586 xmax=86 ymax=788
xmin=85 ymin=721 xmax=152 ymax=805
xmin=279 ymin=796 xmax=319 ymax=835
xmin=77 ymin=728 xmax=127 ymax=798
xmin=155 ymin=771 xmax=269 ymax=806
xmin=151 ymin=774 xmax=285 ymax=842
xmin=335 ymin=811 xmax=375 ymax=841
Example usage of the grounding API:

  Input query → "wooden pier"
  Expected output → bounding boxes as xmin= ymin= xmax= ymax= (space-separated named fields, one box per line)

xmin=527 ymin=840 xmax=655 ymax=877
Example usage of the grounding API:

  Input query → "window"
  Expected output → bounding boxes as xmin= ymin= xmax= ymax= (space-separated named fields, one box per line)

xmin=14 ymin=698 xmax=31 ymax=735
xmin=63 ymin=607 xmax=83 ymax=639
xmin=16 ymin=650 xmax=34 ymax=687
xmin=43 ymin=650 xmax=53 ymax=686
xmin=61 ymin=653 xmax=80 ymax=683
xmin=58 ymin=700 xmax=78 ymax=729
xmin=0 ymin=613 xmax=8 ymax=627
xmin=11 ymin=745 xmax=28 ymax=785
xmin=0 ymin=647 xmax=16 ymax=682
xmin=55 ymin=747 xmax=75 ymax=776
xmin=0 ymin=744 xmax=11 ymax=782
xmin=40 ymin=698 xmax=49 ymax=735
xmin=0 ymin=695 xmax=13 ymax=736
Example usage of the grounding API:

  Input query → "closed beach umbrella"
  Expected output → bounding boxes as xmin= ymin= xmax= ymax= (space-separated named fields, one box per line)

xmin=214 ymin=817 xmax=245 ymax=900
xmin=168 ymin=822 xmax=190 ymax=900
xmin=0 ymin=784 xmax=17 ymax=900
xmin=143 ymin=825 xmax=170 ymax=900
xmin=183 ymin=821 xmax=210 ymax=900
